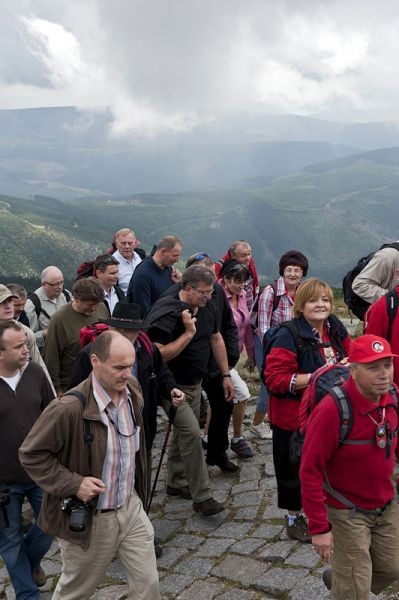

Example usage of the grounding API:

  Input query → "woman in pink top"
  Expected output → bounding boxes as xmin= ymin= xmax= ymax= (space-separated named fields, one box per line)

xmin=220 ymin=259 xmax=255 ymax=459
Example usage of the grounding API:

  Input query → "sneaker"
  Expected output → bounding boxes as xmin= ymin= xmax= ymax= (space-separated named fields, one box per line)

xmin=193 ymin=497 xmax=224 ymax=516
xmin=32 ymin=566 xmax=47 ymax=587
xmin=322 ymin=567 xmax=332 ymax=590
xmin=230 ymin=438 xmax=254 ymax=459
xmin=166 ymin=485 xmax=192 ymax=499
xmin=249 ymin=422 xmax=273 ymax=439
xmin=285 ymin=514 xmax=311 ymax=543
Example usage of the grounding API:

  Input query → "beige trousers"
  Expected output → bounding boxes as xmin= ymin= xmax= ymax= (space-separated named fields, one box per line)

xmin=328 ymin=501 xmax=399 ymax=600
xmin=161 ymin=381 xmax=211 ymax=503
xmin=52 ymin=494 xmax=160 ymax=600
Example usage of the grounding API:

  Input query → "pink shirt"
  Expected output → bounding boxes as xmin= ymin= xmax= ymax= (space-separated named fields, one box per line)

xmin=223 ymin=285 xmax=254 ymax=359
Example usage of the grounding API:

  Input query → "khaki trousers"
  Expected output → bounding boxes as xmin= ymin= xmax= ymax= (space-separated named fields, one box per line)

xmin=328 ymin=501 xmax=399 ymax=600
xmin=161 ymin=381 xmax=211 ymax=503
xmin=53 ymin=494 xmax=160 ymax=600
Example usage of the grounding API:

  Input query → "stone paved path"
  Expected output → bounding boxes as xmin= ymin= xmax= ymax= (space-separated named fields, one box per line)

xmin=1 ymin=400 xmax=398 ymax=599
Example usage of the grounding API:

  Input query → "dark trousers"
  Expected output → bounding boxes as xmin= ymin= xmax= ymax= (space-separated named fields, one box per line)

xmin=203 ymin=373 xmax=233 ymax=462
xmin=272 ymin=425 xmax=302 ymax=512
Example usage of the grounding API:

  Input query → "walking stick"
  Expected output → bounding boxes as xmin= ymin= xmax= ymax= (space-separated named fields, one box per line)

xmin=147 ymin=404 xmax=177 ymax=513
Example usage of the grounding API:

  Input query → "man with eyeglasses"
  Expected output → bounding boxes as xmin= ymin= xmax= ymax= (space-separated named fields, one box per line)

xmin=146 ymin=266 xmax=234 ymax=516
xmin=20 ymin=331 xmax=160 ymax=599
xmin=25 ymin=266 xmax=71 ymax=351
xmin=112 ymin=228 xmax=142 ymax=295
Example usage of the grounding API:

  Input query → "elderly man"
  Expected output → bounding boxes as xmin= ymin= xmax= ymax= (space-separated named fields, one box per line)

xmin=0 ymin=321 xmax=54 ymax=599
xmin=146 ymin=266 xmax=234 ymax=515
xmin=44 ymin=278 xmax=108 ymax=394
xmin=20 ymin=331 xmax=160 ymax=600
xmin=215 ymin=240 xmax=259 ymax=309
xmin=127 ymin=235 xmax=182 ymax=317
xmin=112 ymin=228 xmax=142 ymax=294
xmin=25 ymin=266 xmax=71 ymax=351
xmin=300 ymin=334 xmax=399 ymax=599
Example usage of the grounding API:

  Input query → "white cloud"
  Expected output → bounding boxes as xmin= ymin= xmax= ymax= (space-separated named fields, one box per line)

xmin=3 ymin=0 xmax=399 ymax=133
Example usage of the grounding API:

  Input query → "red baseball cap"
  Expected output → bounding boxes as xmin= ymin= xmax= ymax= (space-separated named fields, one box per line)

xmin=348 ymin=334 xmax=399 ymax=364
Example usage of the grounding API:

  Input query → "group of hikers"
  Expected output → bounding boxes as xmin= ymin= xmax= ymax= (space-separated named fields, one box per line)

xmin=1 ymin=228 xmax=399 ymax=600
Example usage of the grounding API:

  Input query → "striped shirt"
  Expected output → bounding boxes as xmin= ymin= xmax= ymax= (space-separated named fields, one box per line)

xmin=257 ymin=276 xmax=295 ymax=340
xmin=92 ymin=375 xmax=137 ymax=509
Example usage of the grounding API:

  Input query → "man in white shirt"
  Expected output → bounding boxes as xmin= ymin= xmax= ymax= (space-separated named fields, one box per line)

xmin=94 ymin=254 xmax=125 ymax=316
xmin=112 ymin=229 xmax=142 ymax=295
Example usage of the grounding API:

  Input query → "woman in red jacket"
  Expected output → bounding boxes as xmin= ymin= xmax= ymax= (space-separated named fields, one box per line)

xmin=265 ymin=278 xmax=351 ymax=542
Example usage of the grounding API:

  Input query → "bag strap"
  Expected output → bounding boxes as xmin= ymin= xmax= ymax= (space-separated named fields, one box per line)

xmin=280 ymin=320 xmax=309 ymax=360
xmin=29 ymin=293 xmax=51 ymax=320
xmin=385 ymin=290 xmax=399 ymax=341
xmin=270 ymin=280 xmax=281 ymax=313
xmin=65 ymin=391 xmax=93 ymax=447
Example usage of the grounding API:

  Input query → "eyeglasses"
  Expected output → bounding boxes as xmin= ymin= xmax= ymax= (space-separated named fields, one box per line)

xmin=193 ymin=287 xmax=215 ymax=298
xmin=44 ymin=280 xmax=64 ymax=287
xmin=284 ymin=267 xmax=303 ymax=275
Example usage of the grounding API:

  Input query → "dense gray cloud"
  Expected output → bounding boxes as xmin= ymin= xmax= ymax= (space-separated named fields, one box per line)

xmin=2 ymin=0 xmax=399 ymax=134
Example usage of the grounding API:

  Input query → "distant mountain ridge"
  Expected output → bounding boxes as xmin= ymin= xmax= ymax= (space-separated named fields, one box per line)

xmin=3 ymin=106 xmax=399 ymax=199
xmin=1 ymin=142 xmax=399 ymax=286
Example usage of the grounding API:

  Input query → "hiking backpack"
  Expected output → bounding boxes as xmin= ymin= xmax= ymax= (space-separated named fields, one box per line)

xmin=80 ymin=323 xmax=109 ymax=347
xmin=28 ymin=289 xmax=71 ymax=319
xmin=290 ymin=364 xmax=398 ymax=467
xmin=76 ymin=261 xmax=95 ymax=280
xmin=342 ymin=242 xmax=399 ymax=320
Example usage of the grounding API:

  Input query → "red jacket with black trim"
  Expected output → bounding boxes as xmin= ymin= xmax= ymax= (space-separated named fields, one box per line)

xmin=365 ymin=285 xmax=399 ymax=386
xmin=300 ymin=377 xmax=399 ymax=535
xmin=265 ymin=315 xmax=351 ymax=430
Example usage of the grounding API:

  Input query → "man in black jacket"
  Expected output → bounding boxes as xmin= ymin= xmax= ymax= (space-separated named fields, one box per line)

xmin=163 ymin=253 xmax=240 ymax=472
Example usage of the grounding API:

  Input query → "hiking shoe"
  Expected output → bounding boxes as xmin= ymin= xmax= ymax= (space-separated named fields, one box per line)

xmin=193 ymin=497 xmax=224 ymax=516
xmin=206 ymin=456 xmax=239 ymax=472
xmin=322 ymin=567 xmax=332 ymax=590
xmin=166 ymin=485 xmax=192 ymax=499
xmin=285 ymin=514 xmax=311 ymax=543
xmin=249 ymin=421 xmax=273 ymax=440
xmin=230 ymin=438 xmax=254 ymax=459
xmin=154 ymin=536 xmax=163 ymax=559
xmin=32 ymin=567 xmax=47 ymax=587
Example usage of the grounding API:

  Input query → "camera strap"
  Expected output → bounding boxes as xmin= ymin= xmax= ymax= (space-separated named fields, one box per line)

xmin=64 ymin=391 xmax=93 ymax=473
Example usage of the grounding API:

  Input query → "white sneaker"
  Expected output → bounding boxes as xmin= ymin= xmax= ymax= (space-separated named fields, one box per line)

xmin=249 ymin=422 xmax=273 ymax=440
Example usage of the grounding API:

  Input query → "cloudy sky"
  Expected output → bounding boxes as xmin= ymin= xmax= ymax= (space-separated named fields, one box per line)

xmin=3 ymin=0 xmax=399 ymax=135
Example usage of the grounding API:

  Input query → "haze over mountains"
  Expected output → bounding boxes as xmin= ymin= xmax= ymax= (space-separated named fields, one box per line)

xmin=1 ymin=106 xmax=399 ymax=286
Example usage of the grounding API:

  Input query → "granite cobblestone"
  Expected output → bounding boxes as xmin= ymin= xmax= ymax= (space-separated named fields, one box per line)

xmin=1 ymin=401 xmax=396 ymax=599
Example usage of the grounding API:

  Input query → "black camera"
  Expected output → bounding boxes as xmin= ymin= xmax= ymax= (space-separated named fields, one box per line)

xmin=60 ymin=496 xmax=94 ymax=532
xmin=0 ymin=482 xmax=10 ymax=528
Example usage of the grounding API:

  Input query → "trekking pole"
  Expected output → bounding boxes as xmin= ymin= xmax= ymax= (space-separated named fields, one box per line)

xmin=147 ymin=404 xmax=177 ymax=513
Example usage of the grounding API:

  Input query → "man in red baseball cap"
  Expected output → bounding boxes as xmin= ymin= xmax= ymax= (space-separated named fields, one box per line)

xmin=300 ymin=334 xmax=399 ymax=599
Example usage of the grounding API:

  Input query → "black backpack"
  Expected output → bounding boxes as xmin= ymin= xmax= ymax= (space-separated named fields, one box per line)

xmin=28 ymin=289 xmax=71 ymax=319
xmin=342 ymin=242 xmax=399 ymax=320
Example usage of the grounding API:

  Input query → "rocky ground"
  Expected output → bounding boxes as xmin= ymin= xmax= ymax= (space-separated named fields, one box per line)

xmin=2 ymin=391 xmax=399 ymax=599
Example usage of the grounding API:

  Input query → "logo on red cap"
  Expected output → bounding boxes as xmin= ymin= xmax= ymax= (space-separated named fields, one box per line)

xmin=372 ymin=341 xmax=384 ymax=353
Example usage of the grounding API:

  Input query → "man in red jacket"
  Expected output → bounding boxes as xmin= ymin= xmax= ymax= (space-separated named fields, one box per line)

xmin=365 ymin=286 xmax=399 ymax=386
xmin=300 ymin=334 xmax=399 ymax=599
